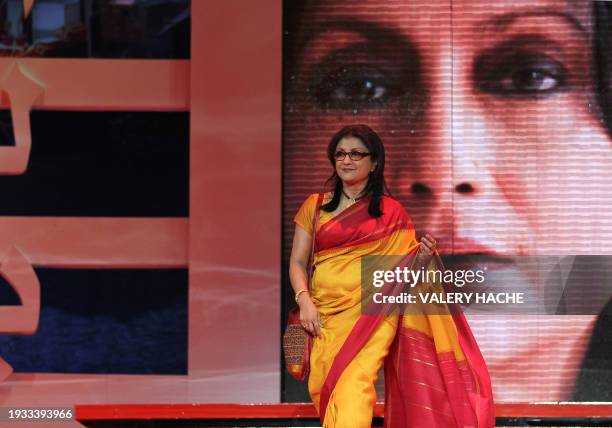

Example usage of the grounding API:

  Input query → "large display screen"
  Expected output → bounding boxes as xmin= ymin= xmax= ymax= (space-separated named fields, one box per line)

xmin=282 ymin=0 xmax=612 ymax=402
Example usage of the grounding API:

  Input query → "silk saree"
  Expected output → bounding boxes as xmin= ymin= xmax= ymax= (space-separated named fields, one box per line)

xmin=294 ymin=193 xmax=494 ymax=428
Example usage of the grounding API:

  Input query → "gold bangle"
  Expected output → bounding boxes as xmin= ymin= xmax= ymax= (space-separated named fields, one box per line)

xmin=295 ymin=289 xmax=309 ymax=303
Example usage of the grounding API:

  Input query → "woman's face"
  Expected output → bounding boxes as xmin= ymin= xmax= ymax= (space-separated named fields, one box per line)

xmin=285 ymin=0 xmax=612 ymax=260
xmin=334 ymin=136 xmax=376 ymax=187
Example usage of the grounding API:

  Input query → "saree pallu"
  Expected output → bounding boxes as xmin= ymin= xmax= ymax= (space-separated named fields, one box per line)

xmin=382 ymin=253 xmax=495 ymax=428
xmin=295 ymin=194 xmax=494 ymax=428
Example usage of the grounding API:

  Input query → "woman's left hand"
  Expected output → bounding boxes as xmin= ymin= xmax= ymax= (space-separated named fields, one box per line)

xmin=419 ymin=233 xmax=437 ymax=255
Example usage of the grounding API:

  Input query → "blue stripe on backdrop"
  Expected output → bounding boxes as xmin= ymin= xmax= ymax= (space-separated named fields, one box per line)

xmin=0 ymin=110 xmax=189 ymax=217
xmin=0 ymin=268 xmax=188 ymax=375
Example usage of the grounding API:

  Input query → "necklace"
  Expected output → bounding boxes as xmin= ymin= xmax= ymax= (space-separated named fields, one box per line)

xmin=342 ymin=189 xmax=365 ymax=206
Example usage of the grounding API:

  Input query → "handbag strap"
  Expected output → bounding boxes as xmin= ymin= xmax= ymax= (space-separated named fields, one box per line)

xmin=307 ymin=193 xmax=325 ymax=289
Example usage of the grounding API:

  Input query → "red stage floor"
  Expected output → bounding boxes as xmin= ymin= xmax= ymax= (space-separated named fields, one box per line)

xmin=75 ymin=402 xmax=612 ymax=427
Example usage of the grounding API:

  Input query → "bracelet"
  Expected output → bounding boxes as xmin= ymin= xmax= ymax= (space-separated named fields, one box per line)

xmin=295 ymin=289 xmax=309 ymax=303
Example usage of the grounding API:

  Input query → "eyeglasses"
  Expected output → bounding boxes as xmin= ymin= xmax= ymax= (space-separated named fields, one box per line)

xmin=334 ymin=150 xmax=372 ymax=161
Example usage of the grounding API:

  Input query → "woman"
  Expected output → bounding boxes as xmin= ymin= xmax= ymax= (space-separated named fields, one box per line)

xmin=284 ymin=0 xmax=612 ymax=401
xmin=289 ymin=124 xmax=494 ymax=427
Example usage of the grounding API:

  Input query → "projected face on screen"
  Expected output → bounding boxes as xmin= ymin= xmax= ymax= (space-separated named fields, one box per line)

xmin=283 ymin=0 xmax=612 ymax=400
xmin=285 ymin=0 xmax=612 ymax=283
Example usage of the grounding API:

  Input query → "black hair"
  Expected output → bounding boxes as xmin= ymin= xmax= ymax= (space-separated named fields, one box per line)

xmin=321 ymin=124 xmax=391 ymax=217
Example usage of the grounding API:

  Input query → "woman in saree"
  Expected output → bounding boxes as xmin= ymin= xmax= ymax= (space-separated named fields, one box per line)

xmin=289 ymin=124 xmax=494 ymax=428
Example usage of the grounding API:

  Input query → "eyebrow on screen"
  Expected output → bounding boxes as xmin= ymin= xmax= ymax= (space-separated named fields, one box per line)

xmin=296 ymin=19 xmax=415 ymax=54
xmin=489 ymin=9 xmax=587 ymax=35
xmin=294 ymin=10 xmax=585 ymax=55
xmin=298 ymin=9 xmax=588 ymax=41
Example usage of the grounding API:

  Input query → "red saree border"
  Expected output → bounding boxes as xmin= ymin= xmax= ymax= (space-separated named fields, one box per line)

xmin=316 ymin=220 xmax=413 ymax=258
xmin=315 ymin=196 xmax=370 ymax=246
xmin=316 ymin=196 xmax=413 ymax=253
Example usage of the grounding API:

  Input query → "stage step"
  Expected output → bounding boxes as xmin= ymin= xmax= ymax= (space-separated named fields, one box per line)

xmin=75 ymin=403 xmax=612 ymax=427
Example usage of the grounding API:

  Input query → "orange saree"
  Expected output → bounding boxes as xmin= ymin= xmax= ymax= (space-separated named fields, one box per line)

xmin=294 ymin=193 xmax=494 ymax=428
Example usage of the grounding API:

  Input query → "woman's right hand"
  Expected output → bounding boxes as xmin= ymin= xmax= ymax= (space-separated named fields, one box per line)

xmin=298 ymin=294 xmax=323 ymax=337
